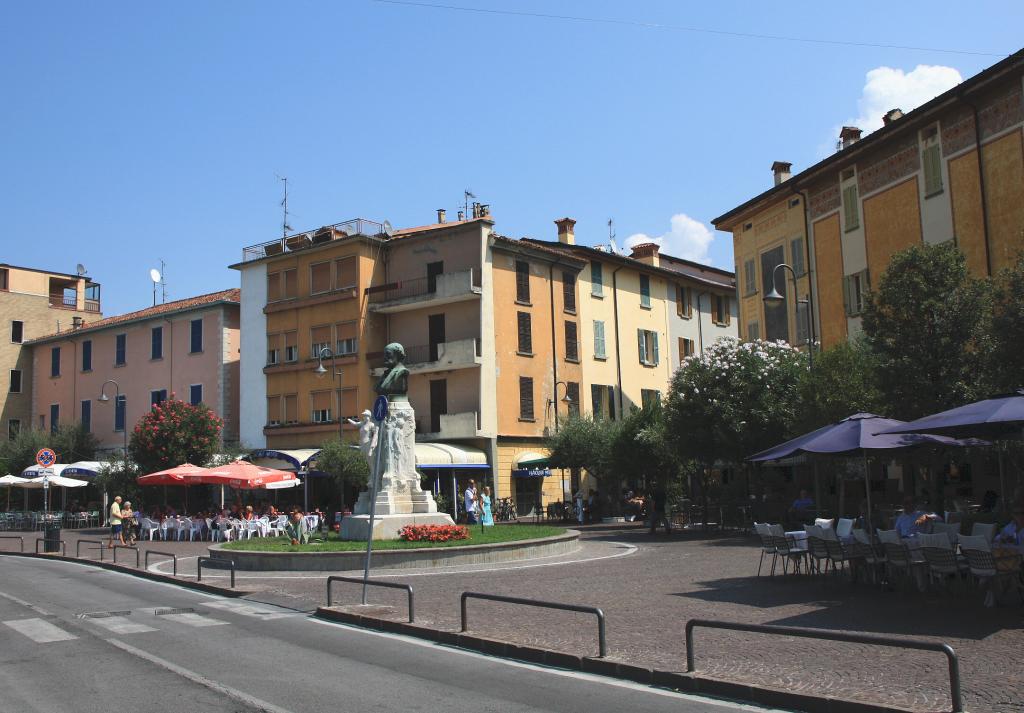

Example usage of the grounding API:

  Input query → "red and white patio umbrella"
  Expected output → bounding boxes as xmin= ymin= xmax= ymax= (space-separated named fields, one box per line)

xmin=201 ymin=460 xmax=299 ymax=490
xmin=137 ymin=463 xmax=210 ymax=486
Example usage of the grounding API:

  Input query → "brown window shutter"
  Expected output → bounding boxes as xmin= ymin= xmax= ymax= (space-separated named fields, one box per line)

xmin=310 ymin=262 xmax=331 ymax=293
xmin=284 ymin=394 xmax=297 ymax=423
xmin=283 ymin=269 xmax=297 ymax=298
xmin=267 ymin=272 xmax=281 ymax=301
xmin=266 ymin=396 xmax=281 ymax=423
xmin=339 ymin=388 xmax=357 ymax=419
xmin=724 ymin=297 xmax=732 ymax=326
xmin=335 ymin=256 xmax=357 ymax=289
xmin=562 ymin=271 xmax=576 ymax=312
xmin=565 ymin=321 xmax=578 ymax=361
xmin=336 ymin=321 xmax=357 ymax=341
xmin=519 ymin=376 xmax=534 ymax=419
xmin=711 ymin=296 xmax=720 ymax=324
xmin=517 ymin=312 xmax=532 ymax=353
xmin=284 ymin=331 xmax=297 ymax=349
xmin=516 ymin=261 xmax=530 ymax=302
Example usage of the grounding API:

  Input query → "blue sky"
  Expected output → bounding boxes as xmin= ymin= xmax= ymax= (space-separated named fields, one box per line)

xmin=2 ymin=1 xmax=1020 ymax=315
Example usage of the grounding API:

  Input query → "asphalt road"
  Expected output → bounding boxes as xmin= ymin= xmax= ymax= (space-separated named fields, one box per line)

xmin=0 ymin=557 xmax=775 ymax=713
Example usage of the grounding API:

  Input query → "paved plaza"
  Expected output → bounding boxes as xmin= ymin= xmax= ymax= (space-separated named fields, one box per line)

xmin=32 ymin=525 xmax=1024 ymax=712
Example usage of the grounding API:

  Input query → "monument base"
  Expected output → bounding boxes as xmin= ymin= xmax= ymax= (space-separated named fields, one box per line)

xmin=340 ymin=512 xmax=456 ymax=540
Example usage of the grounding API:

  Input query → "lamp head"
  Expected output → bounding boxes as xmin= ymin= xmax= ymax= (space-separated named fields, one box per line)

xmin=97 ymin=393 xmax=110 ymax=403
xmin=561 ymin=392 xmax=574 ymax=404
xmin=314 ymin=363 xmax=327 ymax=377
xmin=763 ymin=287 xmax=784 ymax=302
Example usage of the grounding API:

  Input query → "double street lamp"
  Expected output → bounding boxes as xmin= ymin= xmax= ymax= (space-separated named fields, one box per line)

xmin=764 ymin=263 xmax=815 ymax=368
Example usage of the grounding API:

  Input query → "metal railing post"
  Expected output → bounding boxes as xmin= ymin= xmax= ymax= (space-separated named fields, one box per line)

xmin=326 ymin=576 xmax=414 ymax=622
xmin=144 ymin=550 xmax=177 ymax=576
xmin=113 ymin=545 xmax=139 ymax=567
xmin=461 ymin=592 xmax=606 ymax=658
xmin=0 ymin=536 xmax=25 ymax=552
xmin=76 ymin=539 xmax=105 ymax=560
xmin=198 ymin=557 xmax=236 ymax=588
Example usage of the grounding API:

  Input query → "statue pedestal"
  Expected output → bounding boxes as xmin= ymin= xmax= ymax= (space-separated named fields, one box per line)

xmin=341 ymin=512 xmax=456 ymax=540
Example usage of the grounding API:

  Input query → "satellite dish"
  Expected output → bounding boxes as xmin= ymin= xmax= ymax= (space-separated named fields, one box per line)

xmin=382 ymin=220 xmax=394 ymax=238
xmin=76 ymin=263 xmax=87 ymax=276
xmin=149 ymin=268 xmax=161 ymax=283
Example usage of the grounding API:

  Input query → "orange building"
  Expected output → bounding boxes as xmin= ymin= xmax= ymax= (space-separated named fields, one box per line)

xmin=713 ymin=49 xmax=1024 ymax=350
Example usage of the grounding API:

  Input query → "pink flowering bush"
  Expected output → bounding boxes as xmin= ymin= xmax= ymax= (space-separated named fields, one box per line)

xmin=398 ymin=524 xmax=469 ymax=542
xmin=128 ymin=395 xmax=222 ymax=473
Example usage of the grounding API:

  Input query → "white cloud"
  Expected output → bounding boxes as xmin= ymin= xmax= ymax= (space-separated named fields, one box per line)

xmin=624 ymin=213 xmax=714 ymax=263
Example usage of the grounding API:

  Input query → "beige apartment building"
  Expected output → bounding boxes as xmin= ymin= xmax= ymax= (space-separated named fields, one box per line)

xmin=1 ymin=263 xmax=102 ymax=440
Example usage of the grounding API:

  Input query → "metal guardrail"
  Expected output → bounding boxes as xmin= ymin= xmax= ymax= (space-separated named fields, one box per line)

xmin=461 ymin=592 xmax=606 ymax=658
xmin=113 ymin=545 xmax=140 ymax=567
xmin=326 ymin=576 xmax=415 ymax=623
xmin=34 ymin=538 xmax=66 ymax=555
xmin=197 ymin=556 xmax=236 ymax=588
xmin=685 ymin=619 xmax=963 ymax=713
xmin=0 ymin=536 xmax=24 ymax=552
xmin=145 ymin=550 xmax=178 ymax=576
xmin=76 ymin=539 xmax=106 ymax=560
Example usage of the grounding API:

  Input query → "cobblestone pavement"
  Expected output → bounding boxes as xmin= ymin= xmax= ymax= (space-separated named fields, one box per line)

xmin=35 ymin=525 xmax=1024 ymax=711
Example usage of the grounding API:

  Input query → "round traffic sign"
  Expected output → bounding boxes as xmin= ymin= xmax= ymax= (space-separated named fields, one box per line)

xmin=36 ymin=448 xmax=57 ymax=468
xmin=372 ymin=396 xmax=389 ymax=423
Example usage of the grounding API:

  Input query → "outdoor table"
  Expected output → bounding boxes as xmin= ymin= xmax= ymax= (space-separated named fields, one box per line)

xmin=785 ymin=530 xmax=808 ymax=551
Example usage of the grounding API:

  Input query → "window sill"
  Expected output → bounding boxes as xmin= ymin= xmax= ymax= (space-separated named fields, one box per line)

xmin=924 ymin=189 xmax=944 ymax=199
xmin=189 ymin=350 xmax=204 ymax=355
xmin=593 ymin=355 xmax=607 ymax=361
xmin=516 ymin=351 xmax=534 ymax=358
xmin=677 ymin=313 xmax=692 ymax=320
xmin=114 ymin=363 xmax=126 ymax=368
xmin=639 ymin=362 xmax=660 ymax=369
xmin=640 ymin=304 xmax=652 ymax=310
xmin=49 ymin=374 xmax=61 ymax=379
xmin=565 ymin=357 xmax=580 ymax=364
xmin=844 ymin=226 xmax=860 ymax=233
xmin=81 ymin=369 xmax=92 ymax=374
xmin=518 ymin=417 xmax=536 ymax=423
xmin=591 ymin=292 xmax=604 ymax=300
xmin=150 ymin=357 xmax=163 ymax=362
xmin=515 ymin=300 xmax=532 ymax=307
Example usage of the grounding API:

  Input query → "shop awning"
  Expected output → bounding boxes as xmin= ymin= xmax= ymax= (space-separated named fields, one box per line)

xmin=415 ymin=443 xmax=490 ymax=470
xmin=246 ymin=449 xmax=321 ymax=471
xmin=512 ymin=451 xmax=552 ymax=477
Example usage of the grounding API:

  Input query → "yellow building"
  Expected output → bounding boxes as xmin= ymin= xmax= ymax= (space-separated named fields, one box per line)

xmin=714 ymin=49 xmax=1024 ymax=349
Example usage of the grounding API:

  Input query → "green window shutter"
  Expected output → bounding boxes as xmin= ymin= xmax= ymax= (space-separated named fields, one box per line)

xmin=594 ymin=320 xmax=605 ymax=358
xmin=843 ymin=185 xmax=860 ymax=230
xmin=637 ymin=329 xmax=646 ymax=364
xmin=842 ymin=276 xmax=851 ymax=316
xmin=591 ymin=261 xmax=603 ymax=295
xmin=923 ymin=144 xmax=943 ymax=195
xmin=652 ymin=332 xmax=660 ymax=365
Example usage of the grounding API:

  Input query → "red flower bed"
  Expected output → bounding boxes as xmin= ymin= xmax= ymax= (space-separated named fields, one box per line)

xmin=398 ymin=524 xmax=470 ymax=542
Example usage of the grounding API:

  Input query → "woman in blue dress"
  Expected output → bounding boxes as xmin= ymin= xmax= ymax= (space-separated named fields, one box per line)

xmin=479 ymin=486 xmax=494 ymax=526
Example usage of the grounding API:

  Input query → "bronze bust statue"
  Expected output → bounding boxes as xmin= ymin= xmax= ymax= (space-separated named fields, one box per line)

xmin=374 ymin=342 xmax=409 ymax=400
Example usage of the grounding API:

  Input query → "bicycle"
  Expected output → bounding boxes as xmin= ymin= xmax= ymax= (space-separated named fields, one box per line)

xmin=495 ymin=497 xmax=518 ymax=522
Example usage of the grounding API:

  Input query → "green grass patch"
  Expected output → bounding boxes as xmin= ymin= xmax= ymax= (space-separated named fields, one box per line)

xmin=220 ymin=524 xmax=567 ymax=552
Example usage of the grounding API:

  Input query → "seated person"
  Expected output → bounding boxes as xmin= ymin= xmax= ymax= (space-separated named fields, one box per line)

xmin=789 ymin=489 xmax=815 ymax=522
xmin=242 ymin=505 xmax=256 ymax=521
xmin=894 ymin=496 xmax=940 ymax=538
xmin=995 ymin=505 xmax=1024 ymax=547
xmin=282 ymin=510 xmax=310 ymax=546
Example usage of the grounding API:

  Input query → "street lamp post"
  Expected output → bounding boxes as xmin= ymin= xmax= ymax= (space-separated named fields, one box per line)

xmin=764 ymin=263 xmax=814 ymax=368
xmin=97 ymin=379 xmax=126 ymax=515
xmin=547 ymin=381 xmax=575 ymax=506
xmin=313 ymin=347 xmax=344 ymax=513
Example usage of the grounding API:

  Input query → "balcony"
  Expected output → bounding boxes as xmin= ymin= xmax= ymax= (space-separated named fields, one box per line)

xmin=369 ymin=338 xmax=481 ymax=376
xmin=417 ymin=411 xmax=481 ymax=441
xmin=367 ymin=269 xmax=482 ymax=314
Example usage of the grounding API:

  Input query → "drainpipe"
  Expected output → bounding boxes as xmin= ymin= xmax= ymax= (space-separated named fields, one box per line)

xmin=611 ymin=266 xmax=624 ymax=415
xmin=795 ymin=187 xmax=818 ymax=353
xmin=694 ymin=291 xmax=708 ymax=354
xmin=963 ymin=97 xmax=993 ymax=276
xmin=549 ymin=262 xmax=559 ymax=432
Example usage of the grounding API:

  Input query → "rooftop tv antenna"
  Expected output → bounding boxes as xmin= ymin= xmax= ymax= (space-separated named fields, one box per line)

xmin=277 ymin=174 xmax=293 ymax=237
xmin=159 ymin=258 xmax=167 ymax=303
xmin=608 ymin=218 xmax=622 ymax=255
xmin=149 ymin=268 xmax=161 ymax=307
xmin=463 ymin=189 xmax=476 ymax=220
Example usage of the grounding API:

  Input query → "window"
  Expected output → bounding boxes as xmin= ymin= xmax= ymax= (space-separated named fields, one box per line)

xmin=518 ymin=376 xmax=534 ymax=420
xmin=334 ymin=256 xmax=357 ymax=290
xmin=679 ymin=337 xmax=695 ymax=360
xmin=564 ymin=321 xmax=579 ymax=361
xmin=190 ymin=318 xmax=203 ymax=353
xmin=310 ymin=391 xmax=331 ymax=423
xmin=842 ymin=184 xmax=860 ymax=231
xmin=676 ymin=284 xmax=692 ymax=318
xmin=282 ymin=268 xmax=297 ymax=299
xmin=562 ymin=272 xmax=576 ymax=312
xmin=338 ymin=387 xmax=357 ymax=421
xmin=637 ymin=329 xmax=660 ymax=366
xmin=711 ymin=295 xmax=732 ymax=326
xmin=115 ymin=333 xmax=126 ymax=365
xmin=591 ymin=261 xmax=603 ymax=296
xmin=284 ymin=394 xmax=297 ymax=424
xmin=8 ymin=419 xmax=20 ymax=440
xmin=843 ymin=270 xmax=871 ymax=316
xmin=267 ymin=333 xmax=280 ymax=365
xmin=266 ymin=396 xmax=282 ymax=426
xmin=283 ymin=331 xmax=298 ymax=362
xmin=81 ymin=400 xmax=91 ymax=432
xmin=151 ymin=326 xmax=163 ymax=360
xmin=9 ymin=370 xmax=21 ymax=394
xmin=639 ymin=274 xmax=651 ymax=307
xmin=747 ymin=321 xmax=761 ymax=340
xmin=114 ymin=395 xmax=126 ymax=432
xmin=50 ymin=346 xmax=61 ymax=377
xmin=517 ymin=312 xmax=532 ymax=354
xmin=310 ymin=261 xmax=331 ymax=294
xmin=515 ymin=261 xmax=531 ymax=303
xmin=335 ymin=321 xmax=358 ymax=355
xmin=922 ymin=129 xmax=943 ymax=196
xmin=591 ymin=384 xmax=616 ymax=420
xmin=743 ymin=259 xmax=757 ymax=296
xmin=82 ymin=339 xmax=92 ymax=371
xmin=791 ymin=238 xmax=806 ymax=277
xmin=189 ymin=384 xmax=203 ymax=406
xmin=150 ymin=389 xmax=167 ymax=407
xmin=11 ymin=320 xmax=23 ymax=343
xmin=593 ymin=320 xmax=606 ymax=359
xmin=267 ymin=271 xmax=282 ymax=302
xmin=641 ymin=389 xmax=661 ymax=408
xmin=49 ymin=404 xmax=59 ymax=434
xmin=310 ymin=326 xmax=331 ymax=359
xmin=566 ymin=382 xmax=580 ymax=417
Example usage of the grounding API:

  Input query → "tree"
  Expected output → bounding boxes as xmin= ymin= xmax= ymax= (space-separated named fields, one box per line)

xmin=797 ymin=339 xmax=884 ymax=431
xmin=0 ymin=424 xmax=98 ymax=477
xmin=862 ymin=242 xmax=991 ymax=420
xmin=611 ymin=402 xmax=679 ymax=491
xmin=546 ymin=415 xmax=620 ymax=492
xmin=315 ymin=436 xmax=369 ymax=509
xmin=987 ymin=252 xmax=1024 ymax=393
xmin=128 ymin=397 xmax=222 ymax=475
xmin=94 ymin=455 xmax=141 ymax=506
xmin=51 ymin=423 xmax=100 ymax=464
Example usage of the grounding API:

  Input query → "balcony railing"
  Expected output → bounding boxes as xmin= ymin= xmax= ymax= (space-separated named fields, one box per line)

xmin=367 ymin=268 xmax=481 ymax=305
xmin=49 ymin=293 xmax=78 ymax=310
xmin=241 ymin=218 xmax=387 ymax=263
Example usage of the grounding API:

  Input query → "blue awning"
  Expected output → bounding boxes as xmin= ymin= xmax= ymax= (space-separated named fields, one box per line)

xmin=247 ymin=449 xmax=321 ymax=470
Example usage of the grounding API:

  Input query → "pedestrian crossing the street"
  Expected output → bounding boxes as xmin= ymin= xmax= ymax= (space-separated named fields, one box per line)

xmin=3 ymin=618 xmax=78 ymax=643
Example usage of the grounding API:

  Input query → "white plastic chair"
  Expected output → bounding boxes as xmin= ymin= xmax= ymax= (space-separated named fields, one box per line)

xmin=931 ymin=522 xmax=960 ymax=547
xmin=970 ymin=522 xmax=997 ymax=543
xmin=957 ymin=534 xmax=991 ymax=553
xmin=814 ymin=517 xmax=834 ymax=530
xmin=876 ymin=528 xmax=900 ymax=545
xmin=836 ymin=518 xmax=854 ymax=540
xmin=917 ymin=533 xmax=952 ymax=550
xmin=139 ymin=517 xmax=160 ymax=541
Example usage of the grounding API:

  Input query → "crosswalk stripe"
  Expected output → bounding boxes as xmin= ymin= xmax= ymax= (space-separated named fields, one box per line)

xmin=87 ymin=616 xmax=157 ymax=634
xmin=199 ymin=601 xmax=295 ymax=620
xmin=3 ymin=618 xmax=78 ymax=643
xmin=160 ymin=613 xmax=228 ymax=628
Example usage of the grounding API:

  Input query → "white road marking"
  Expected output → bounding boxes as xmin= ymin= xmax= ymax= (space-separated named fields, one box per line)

xmin=3 ymin=617 xmax=78 ymax=643
xmin=0 ymin=589 xmax=54 ymax=616
xmin=87 ymin=616 xmax=157 ymax=634
xmin=199 ymin=600 xmax=297 ymax=620
xmin=160 ymin=612 xmax=228 ymax=627
xmin=106 ymin=638 xmax=297 ymax=713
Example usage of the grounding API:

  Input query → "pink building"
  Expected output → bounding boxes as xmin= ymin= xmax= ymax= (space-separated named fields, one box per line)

xmin=27 ymin=289 xmax=240 ymax=452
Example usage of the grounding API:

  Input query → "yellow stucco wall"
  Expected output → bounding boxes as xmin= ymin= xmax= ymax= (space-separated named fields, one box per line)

xmin=983 ymin=129 xmax=1024 ymax=272
xmin=949 ymin=149 xmax=989 ymax=277
xmin=496 ymin=440 xmax=569 ymax=513
xmin=812 ymin=214 xmax=847 ymax=349
xmin=863 ymin=177 xmax=923 ymax=282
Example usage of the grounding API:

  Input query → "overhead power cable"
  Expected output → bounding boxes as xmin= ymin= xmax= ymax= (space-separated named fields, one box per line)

xmin=372 ymin=0 xmax=1008 ymax=58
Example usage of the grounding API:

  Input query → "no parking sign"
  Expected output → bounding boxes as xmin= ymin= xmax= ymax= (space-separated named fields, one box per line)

xmin=36 ymin=448 xmax=56 ymax=468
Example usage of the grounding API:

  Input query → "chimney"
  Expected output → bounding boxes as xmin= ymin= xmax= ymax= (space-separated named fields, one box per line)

xmin=554 ymin=217 xmax=576 ymax=245
xmin=882 ymin=108 xmax=903 ymax=126
xmin=72 ymin=316 xmax=84 ymax=330
xmin=436 ymin=208 xmax=446 ymax=224
xmin=771 ymin=161 xmax=792 ymax=186
xmin=630 ymin=242 xmax=660 ymax=267
xmin=471 ymin=202 xmax=482 ymax=219
xmin=840 ymin=126 xmax=862 ymax=149
xmin=479 ymin=204 xmax=490 ymax=218
xmin=457 ymin=210 xmax=465 ymax=221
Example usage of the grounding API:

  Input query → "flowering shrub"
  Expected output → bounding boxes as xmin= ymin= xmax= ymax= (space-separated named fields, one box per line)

xmin=398 ymin=524 xmax=469 ymax=542
xmin=128 ymin=396 xmax=222 ymax=474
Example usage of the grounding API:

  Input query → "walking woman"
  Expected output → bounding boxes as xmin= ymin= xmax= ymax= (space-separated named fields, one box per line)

xmin=478 ymin=486 xmax=494 ymax=527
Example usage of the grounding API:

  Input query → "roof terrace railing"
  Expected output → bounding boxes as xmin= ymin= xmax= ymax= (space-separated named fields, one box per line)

xmin=241 ymin=219 xmax=387 ymax=263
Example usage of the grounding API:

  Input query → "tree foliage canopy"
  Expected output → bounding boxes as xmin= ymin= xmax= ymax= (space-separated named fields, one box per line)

xmin=987 ymin=252 xmax=1024 ymax=393
xmin=128 ymin=397 xmax=222 ymax=475
xmin=797 ymin=338 xmax=884 ymax=432
xmin=0 ymin=424 xmax=98 ymax=477
xmin=546 ymin=415 xmax=620 ymax=488
xmin=315 ymin=436 xmax=370 ymax=492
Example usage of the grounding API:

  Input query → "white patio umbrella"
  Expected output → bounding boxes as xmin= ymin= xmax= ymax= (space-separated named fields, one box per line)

xmin=17 ymin=475 xmax=89 ymax=489
xmin=0 ymin=475 xmax=30 ymax=511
